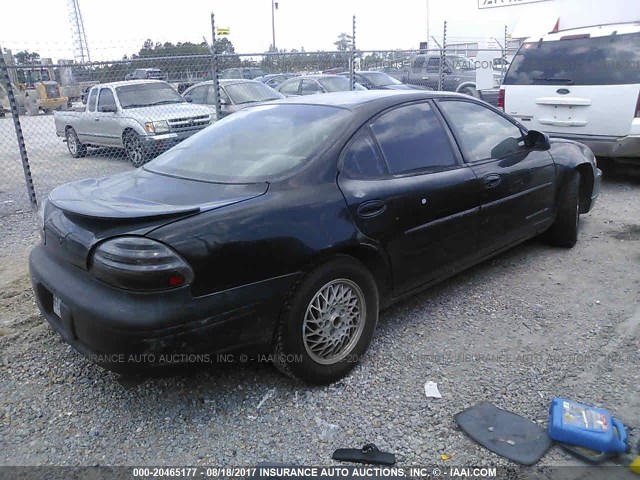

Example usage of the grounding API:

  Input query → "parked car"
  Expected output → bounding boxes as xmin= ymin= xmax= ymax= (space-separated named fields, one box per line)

xmin=32 ymin=90 xmax=601 ymax=384
xmin=254 ymin=73 xmax=298 ymax=88
xmin=54 ymin=80 xmax=213 ymax=166
xmin=337 ymin=71 xmax=429 ymax=90
xmin=182 ymin=79 xmax=284 ymax=117
xmin=220 ymin=68 xmax=267 ymax=80
xmin=276 ymin=75 xmax=366 ymax=97
xmin=402 ymin=53 xmax=502 ymax=100
xmin=125 ymin=68 xmax=166 ymax=81
xmin=500 ymin=22 xmax=640 ymax=162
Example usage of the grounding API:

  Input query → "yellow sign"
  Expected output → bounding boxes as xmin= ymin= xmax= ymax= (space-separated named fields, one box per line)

xmin=217 ymin=28 xmax=230 ymax=36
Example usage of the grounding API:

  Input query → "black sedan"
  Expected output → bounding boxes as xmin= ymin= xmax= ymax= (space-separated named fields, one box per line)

xmin=30 ymin=91 xmax=601 ymax=385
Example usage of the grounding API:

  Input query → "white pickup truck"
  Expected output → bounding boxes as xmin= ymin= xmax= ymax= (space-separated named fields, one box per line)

xmin=54 ymin=80 xmax=214 ymax=166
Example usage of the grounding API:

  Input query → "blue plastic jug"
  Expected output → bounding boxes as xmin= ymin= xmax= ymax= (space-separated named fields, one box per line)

xmin=548 ymin=398 xmax=629 ymax=454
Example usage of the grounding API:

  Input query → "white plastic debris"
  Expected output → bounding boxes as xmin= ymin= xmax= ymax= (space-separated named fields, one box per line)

xmin=257 ymin=388 xmax=275 ymax=409
xmin=424 ymin=381 xmax=442 ymax=399
xmin=315 ymin=417 xmax=340 ymax=441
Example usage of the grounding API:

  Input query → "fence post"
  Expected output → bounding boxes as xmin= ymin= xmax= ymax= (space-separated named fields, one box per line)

xmin=439 ymin=21 xmax=447 ymax=91
xmin=350 ymin=15 xmax=356 ymax=91
xmin=0 ymin=43 xmax=37 ymax=208
xmin=502 ymin=25 xmax=508 ymax=83
xmin=209 ymin=13 xmax=222 ymax=120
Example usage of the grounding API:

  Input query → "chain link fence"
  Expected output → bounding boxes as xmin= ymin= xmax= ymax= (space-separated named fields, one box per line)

xmin=0 ymin=18 xmax=514 ymax=219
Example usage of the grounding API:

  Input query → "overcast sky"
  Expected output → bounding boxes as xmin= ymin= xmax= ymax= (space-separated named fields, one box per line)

xmin=0 ymin=0 xmax=636 ymax=61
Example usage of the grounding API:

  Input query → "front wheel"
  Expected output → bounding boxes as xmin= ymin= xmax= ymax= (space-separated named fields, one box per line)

xmin=65 ymin=127 xmax=87 ymax=158
xmin=123 ymin=132 xmax=148 ymax=167
xmin=544 ymin=171 xmax=581 ymax=248
xmin=273 ymin=256 xmax=379 ymax=385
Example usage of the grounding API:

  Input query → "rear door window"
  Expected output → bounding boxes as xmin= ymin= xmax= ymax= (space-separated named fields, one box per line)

xmin=426 ymin=57 xmax=440 ymax=70
xmin=370 ymin=102 xmax=457 ymax=174
xmin=341 ymin=130 xmax=389 ymax=178
xmin=504 ymin=32 xmax=640 ymax=85
xmin=279 ymin=79 xmax=300 ymax=95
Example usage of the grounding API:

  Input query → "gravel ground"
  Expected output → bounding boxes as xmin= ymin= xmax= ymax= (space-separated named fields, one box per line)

xmin=0 ymin=166 xmax=639 ymax=479
xmin=0 ymin=114 xmax=132 ymax=217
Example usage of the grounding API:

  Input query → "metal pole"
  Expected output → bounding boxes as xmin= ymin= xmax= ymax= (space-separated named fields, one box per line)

xmin=439 ymin=21 xmax=447 ymax=92
xmin=271 ymin=0 xmax=276 ymax=51
xmin=0 ymin=44 xmax=37 ymax=208
xmin=350 ymin=15 xmax=356 ymax=91
xmin=210 ymin=14 xmax=222 ymax=120
xmin=502 ymin=25 xmax=508 ymax=83
xmin=426 ymin=0 xmax=430 ymax=50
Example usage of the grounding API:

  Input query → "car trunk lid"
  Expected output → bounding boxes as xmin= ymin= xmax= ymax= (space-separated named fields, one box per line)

xmin=44 ymin=169 xmax=268 ymax=269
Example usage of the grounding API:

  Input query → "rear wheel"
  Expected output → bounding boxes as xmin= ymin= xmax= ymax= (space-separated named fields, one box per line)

xmin=65 ymin=127 xmax=87 ymax=158
xmin=544 ymin=171 xmax=581 ymax=248
xmin=273 ymin=256 xmax=379 ymax=385
xmin=461 ymin=86 xmax=480 ymax=99
xmin=123 ymin=131 xmax=147 ymax=167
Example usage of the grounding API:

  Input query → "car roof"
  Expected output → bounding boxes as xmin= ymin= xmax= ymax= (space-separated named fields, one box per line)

xmin=284 ymin=74 xmax=346 ymax=80
xmin=186 ymin=79 xmax=264 ymax=89
xmin=260 ymin=89 xmax=471 ymax=110
xmin=97 ymin=79 xmax=169 ymax=88
xmin=533 ymin=21 xmax=640 ymax=41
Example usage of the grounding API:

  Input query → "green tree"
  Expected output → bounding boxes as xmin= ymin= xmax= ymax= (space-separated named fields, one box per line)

xmin=334 ymin=33 xmax=353 ymax=52
xmin=14 ymin=50 xmax=41 ymax=65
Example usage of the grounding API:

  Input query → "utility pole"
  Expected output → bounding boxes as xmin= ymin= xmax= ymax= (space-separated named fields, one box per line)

xmin=426 ymin=0 xmax=430 ymax=50
xmin=271 ymin=0 xmax=277 ymax=51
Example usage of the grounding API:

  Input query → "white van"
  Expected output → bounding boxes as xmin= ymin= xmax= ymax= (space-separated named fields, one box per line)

xmin=499 ymin=22 xmax=640 ymax=161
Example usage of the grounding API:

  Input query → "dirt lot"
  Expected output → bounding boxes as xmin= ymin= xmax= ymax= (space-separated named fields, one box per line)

xmin=0 ymin=167 xmax=638 ymax=478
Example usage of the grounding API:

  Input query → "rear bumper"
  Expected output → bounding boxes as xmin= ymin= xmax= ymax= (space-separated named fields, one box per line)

xmin=29 ymin=244 xmax=297 ymax=374
xmin=550 ymin=134 xmax=640 ymax=159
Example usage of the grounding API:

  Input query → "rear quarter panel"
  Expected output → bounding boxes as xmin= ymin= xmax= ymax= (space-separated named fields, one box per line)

xmin=548 ymin=138 xmax=598 ymax=212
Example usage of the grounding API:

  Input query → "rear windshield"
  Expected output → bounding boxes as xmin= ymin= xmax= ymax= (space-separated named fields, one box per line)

xmin=145 ymin=104 xmax=351 ymax=183
xmin=225 ymin=83 xmax=283 ymax=104
xmin=504 ymin=32 xmax=640 ymax=86
xmin=116 ymin=83 xmax=185 ymax=108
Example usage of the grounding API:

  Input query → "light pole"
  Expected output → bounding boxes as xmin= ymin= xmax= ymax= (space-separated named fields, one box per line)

xmin=271 ymin=0 xmax=277 ymax=51
xmin=426 ymin=0 xmax=430 ymax=50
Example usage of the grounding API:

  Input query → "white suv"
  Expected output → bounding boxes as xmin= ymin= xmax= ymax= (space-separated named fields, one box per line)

xmin=499 ymin=22 xmax=640 ymax=162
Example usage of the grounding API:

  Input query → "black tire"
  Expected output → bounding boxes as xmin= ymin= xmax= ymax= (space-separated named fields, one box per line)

xmin=65 ymin=127 xmax=87 ymax=158
xmin=461 ymin=86 xmax=480 ymax=99
xmin=123 ymin=131 xmax=148 ymax=167
xmin=544 ymin=171 xmax=581 ymax=248
xmin=273 ymin=255 xmax=379 ymax=385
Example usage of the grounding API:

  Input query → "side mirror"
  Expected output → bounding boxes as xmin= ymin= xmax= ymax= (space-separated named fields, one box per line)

xmin=99 ymin=105 xmax=117 ymax=113
xmin=526 ymin=130 xmax=551 ymax=151
xmin=184 ymin=95 xmax=193 ymax=103
xmin=219 ymin=98 xmax=229 ymax=106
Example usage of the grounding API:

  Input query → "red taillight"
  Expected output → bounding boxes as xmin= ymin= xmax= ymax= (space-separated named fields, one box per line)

xmin=497 ymin=88 xmax=505 ymax=111
xmin=168 ymin=275 xmax=185 ymax=287
xmin=635 ymin=91 xmax=640 ymax=118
